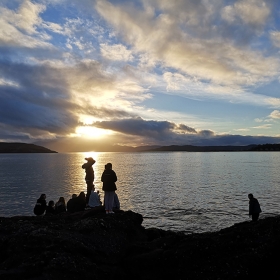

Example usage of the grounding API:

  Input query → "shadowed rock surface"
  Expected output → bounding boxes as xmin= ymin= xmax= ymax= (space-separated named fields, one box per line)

xmin=0 ymin=210 xmax=280 ymax=280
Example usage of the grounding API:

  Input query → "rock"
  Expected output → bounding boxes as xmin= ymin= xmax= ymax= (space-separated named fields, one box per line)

xmin=0 ymin=211 xmax=280 ymax=279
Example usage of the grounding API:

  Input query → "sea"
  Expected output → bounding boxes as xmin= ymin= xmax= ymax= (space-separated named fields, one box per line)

xmin=0 ymin=152 xmax=279 ymax=233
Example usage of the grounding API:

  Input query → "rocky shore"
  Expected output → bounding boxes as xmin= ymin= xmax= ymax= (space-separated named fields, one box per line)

xmin=0 ymin=210 xmax=279 ymax=280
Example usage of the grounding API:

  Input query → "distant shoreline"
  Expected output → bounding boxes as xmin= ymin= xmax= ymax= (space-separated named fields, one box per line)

xmin=0 ymin=143 xmax=57 ymax=153
xmin=0 ymin=142 xmax=279 ymax=153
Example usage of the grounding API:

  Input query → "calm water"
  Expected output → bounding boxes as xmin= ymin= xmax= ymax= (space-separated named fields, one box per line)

xmin=0 ymin=152 xmax=280 ymax=233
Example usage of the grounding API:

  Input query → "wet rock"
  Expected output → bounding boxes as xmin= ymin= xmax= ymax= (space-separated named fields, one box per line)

xmin=0 ymin=212 xmax=280 ymax=279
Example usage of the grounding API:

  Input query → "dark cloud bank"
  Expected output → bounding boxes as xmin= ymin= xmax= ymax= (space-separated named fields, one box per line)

xmin=38 ymin=117 xmax=280 ymax=152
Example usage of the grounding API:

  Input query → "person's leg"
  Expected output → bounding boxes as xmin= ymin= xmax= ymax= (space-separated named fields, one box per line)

xmin=104 ymin=191 xmax=109 ymax=213
xmin=252 ymin=213 xmax=259 ymax=222
xmin=86 ymin=181 xmax=92 ymax=204
xmin=107 ymin=191 xmax=115 ymax=213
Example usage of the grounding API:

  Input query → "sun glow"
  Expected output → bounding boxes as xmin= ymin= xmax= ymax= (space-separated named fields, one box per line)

xmin=75 ymin=126 xmax=112 ymax=138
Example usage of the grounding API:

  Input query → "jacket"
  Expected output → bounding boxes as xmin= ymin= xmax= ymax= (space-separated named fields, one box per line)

xmin=101 ymin=169 xmax=117 ymax=191
xmin=249 ymin=198 xmax=262 ymax=215
xmin=82 ymin=162 xmax=94 ymax=181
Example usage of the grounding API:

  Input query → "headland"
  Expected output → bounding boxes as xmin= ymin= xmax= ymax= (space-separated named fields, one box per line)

xmin=0 ymin=143 xmax=57 ymax=153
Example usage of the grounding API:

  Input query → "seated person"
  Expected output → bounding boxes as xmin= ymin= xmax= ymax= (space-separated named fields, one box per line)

xmin=88 ymin=185 xmax=102 ymax=208
xmin=45 ymin=200 xmax=56 ymax=215
xmin=72 ymin=192 xmax=86 ymax=212
xmin=55 ymin=197 xmax=67 ymax=214
xmin=67 ymin=194 xmax=77 ymax=213
xmin=33 ymin=194 xmax=47 ymax=216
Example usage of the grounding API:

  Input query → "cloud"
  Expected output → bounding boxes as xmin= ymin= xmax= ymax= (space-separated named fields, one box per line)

xmin=100 ymin=43 xmax=133 ymax=61
xmin=2 ymin=0 xmax=45 ymax=34
xmin=221 ymin=0 xmax=270 ymax=27
xmin=95 ymin=0 xmax=279 ymax=91
xmin=270 ymin=31 xmax=280 ymax=48
xmin=252 ymin=124 xmax=272 ymax=129
xmin=235 ymin=128 xmax=250 ymax=132
xmin=269 ymin=110 xmax=280 ymax=119
xmin=92 ymin=117 xmax=279 ymax=147
xmin=0 ymin=1 xmax=55 ymax=49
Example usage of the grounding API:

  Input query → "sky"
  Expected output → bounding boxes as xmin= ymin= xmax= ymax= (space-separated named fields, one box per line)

xmin=1 ymin=0 xmax=280 ymax=152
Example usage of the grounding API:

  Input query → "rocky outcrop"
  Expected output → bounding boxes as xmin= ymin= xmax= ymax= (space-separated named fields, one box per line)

xmin=1 ymin=210 xmax=280 ymax=280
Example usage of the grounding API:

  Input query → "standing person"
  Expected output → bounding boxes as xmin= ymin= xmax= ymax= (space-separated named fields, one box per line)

xmin=33 ymin=194 xmax=47 ymax=216
xmin=101 ymin=163 xmax=117 ymax=214
xmin=248 ymin=193 xmax=262 ymax=222
xmin=82 ymin=157 xmax=96 ymax=204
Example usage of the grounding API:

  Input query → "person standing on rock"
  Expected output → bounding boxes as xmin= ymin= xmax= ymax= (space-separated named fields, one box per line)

xmin=101 ymin=163 xmax=117 ymax=214
xmin=82 ymin=157 xmax=96 ymax=204
xmin=248 ymin=193 xmax=262 ymax=222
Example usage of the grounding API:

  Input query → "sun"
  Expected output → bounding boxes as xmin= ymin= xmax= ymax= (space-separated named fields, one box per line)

xmin=75 ymin=126 xmax=112 ymax=138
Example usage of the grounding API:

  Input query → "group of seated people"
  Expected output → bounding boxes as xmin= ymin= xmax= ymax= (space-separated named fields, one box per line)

xmin=33 ymin=185 xmax=120 ymax=216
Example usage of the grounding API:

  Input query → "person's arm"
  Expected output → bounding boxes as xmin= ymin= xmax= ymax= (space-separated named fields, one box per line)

xmin=249 ymin=201 xmax=252 ymax=216
xmin=113 ymin=171 xmax=117 ymax=182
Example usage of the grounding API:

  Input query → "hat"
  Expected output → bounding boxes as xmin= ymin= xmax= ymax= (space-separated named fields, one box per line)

xmin=85 ymin=157 xmax=96 ymax=163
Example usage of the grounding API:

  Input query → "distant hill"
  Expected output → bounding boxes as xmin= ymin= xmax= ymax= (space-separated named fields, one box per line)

xmin=0 ymin=143 xmax=57 ymax=153
xmin=141 ymin=144 xmax=260 ymax=152
xmin=247 ymin=143 xmax=280 ymax=151
xmin=144 ymin=144 xmax=280 ymax=152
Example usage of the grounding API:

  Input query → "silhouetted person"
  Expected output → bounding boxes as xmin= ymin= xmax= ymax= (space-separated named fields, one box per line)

xmin=55 ymin=197 xmax=66 ymax=214
xmin=101 ymin=163 xmax=117 ymax=214
xmin=82 ymin=157 xmax=96 ymax=204
xmin=88 ymin=185 xmax=102 ymax=208
xmin=33 ymin=194 xmax=47 ymax=216
xmin=67 ymin=194 xmax=77 ymax=213
xmin=248 ymin=193 xmax=262 ymax=222
xmin=45 ymin=200 xmax=56 ymax=215
xmin=73 ymin=191 xmax=86 ymax=212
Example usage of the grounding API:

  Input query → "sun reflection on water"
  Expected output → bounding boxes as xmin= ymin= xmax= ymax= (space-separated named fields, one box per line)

xmin=1 ymin=152 xmax=280 ymax=233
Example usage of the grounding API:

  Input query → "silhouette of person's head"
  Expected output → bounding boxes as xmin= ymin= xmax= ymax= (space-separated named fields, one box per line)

xmin=48 ymin=200 xmax=54 ymax=207
xmin=248 ymin=193 xmax=254 ymax=200
xmin=105 ymin=163 xmax=112 ymax=170
xmin=79 ymin=192 xmax=85 ymax=199
xmin=58 ymin=197 xmax=65 ymax=204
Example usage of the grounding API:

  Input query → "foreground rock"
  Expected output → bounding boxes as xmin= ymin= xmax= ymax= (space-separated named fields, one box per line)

xmin=0 ymin=210 xmax=280 ymax=280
